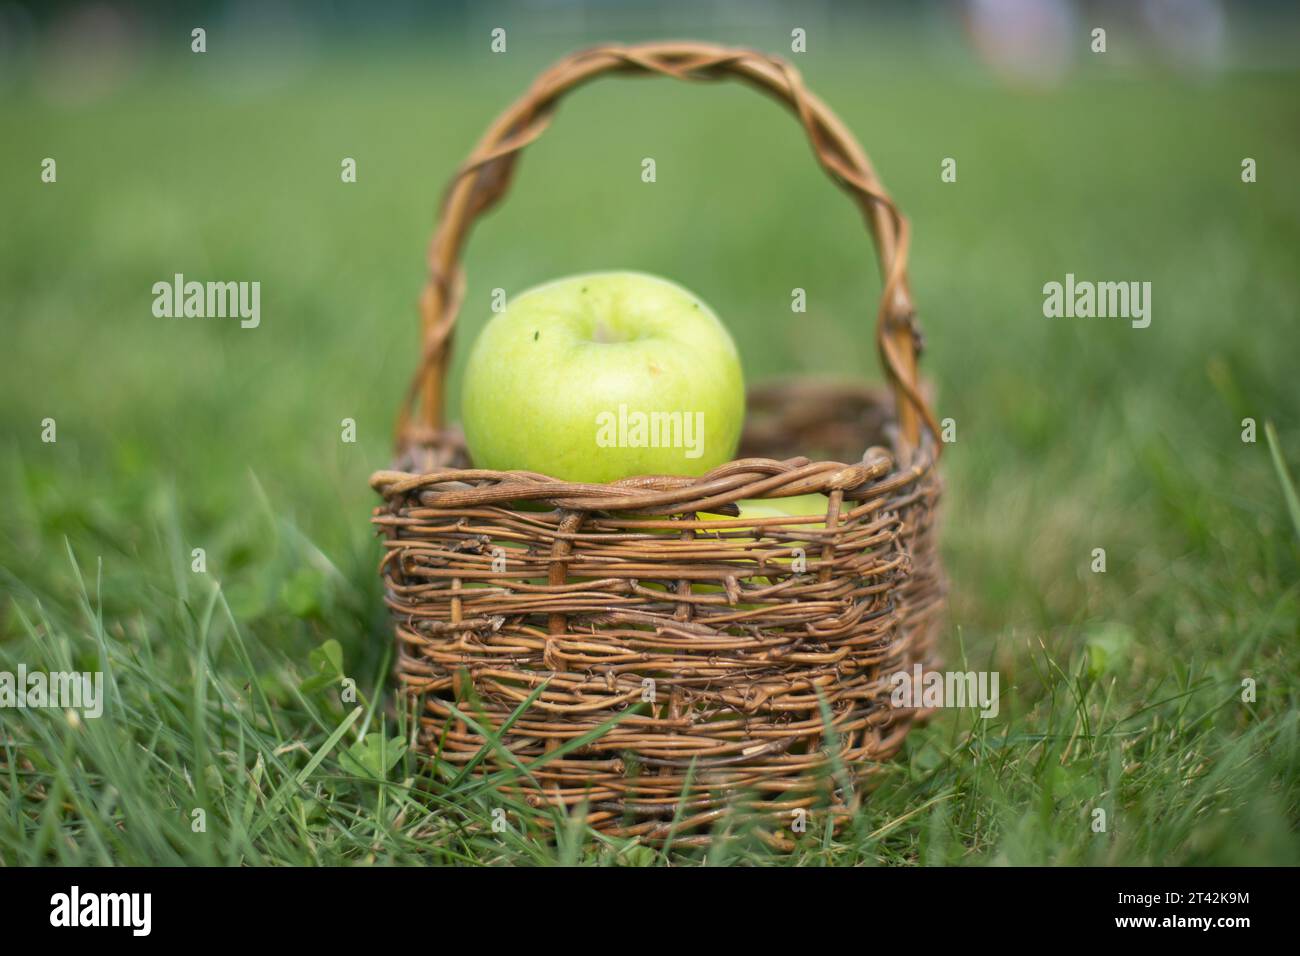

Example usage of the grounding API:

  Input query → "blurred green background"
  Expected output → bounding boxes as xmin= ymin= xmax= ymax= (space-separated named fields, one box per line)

xmin=1 ymin=1 xmax=1297 ymax=864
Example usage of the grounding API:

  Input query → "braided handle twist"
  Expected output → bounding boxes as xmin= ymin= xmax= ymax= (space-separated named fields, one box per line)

xmin=396 ymin=41 xmax=939 ymax=456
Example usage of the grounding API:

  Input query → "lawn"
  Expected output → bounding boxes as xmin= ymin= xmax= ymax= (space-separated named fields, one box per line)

xmin=1 ymin=18 xmax=1298 ymax=865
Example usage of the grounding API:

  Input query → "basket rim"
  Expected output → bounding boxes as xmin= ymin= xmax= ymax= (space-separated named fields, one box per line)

xmin=374 ymin=377 xmax=938 ymax=514
xmin=371 ymin=440 xmax=937 ymax=516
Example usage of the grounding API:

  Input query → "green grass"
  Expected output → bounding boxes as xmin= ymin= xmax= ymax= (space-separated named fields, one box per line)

xmin=1 ymin=26 xmax=1298 ymax=865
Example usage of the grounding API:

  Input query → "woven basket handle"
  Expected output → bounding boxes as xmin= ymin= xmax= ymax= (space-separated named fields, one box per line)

xmin=396 ymin=41 xmax=939 ymax=456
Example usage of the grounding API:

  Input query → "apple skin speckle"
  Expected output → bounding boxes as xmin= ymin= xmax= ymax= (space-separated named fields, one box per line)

xmin=533 ymin=330 xmax=539 ymax=341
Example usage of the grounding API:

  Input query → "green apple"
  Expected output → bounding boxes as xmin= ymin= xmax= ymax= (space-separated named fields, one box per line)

xmin=727 ymin=494 xmax=829 ymax=522
xmin=716 ymin=494 xmax=829 ymax=581
xmin=655 ymin=494 xmax=832 ymax=603
xmin=460 ymin=271 xmax=745 ymax=483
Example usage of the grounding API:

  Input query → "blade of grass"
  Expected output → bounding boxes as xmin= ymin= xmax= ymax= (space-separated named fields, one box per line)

xmin=247 ymin=705 xmax=363 ymax=841
xmin=1265 ymin=421 xmax=1300 ymax=542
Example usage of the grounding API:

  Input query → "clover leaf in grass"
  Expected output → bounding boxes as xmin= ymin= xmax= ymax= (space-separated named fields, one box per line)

xmin=1084 ymin=623 xmax=1135 ymax=680
xmin=339 ymin=733 xmax=408 ymax=780
xmin=299 ymin=638 xmax=344 ymax=694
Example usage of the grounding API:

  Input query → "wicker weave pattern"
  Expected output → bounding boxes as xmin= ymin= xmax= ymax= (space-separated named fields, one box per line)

xmin=371 ymin=43 xmax=946 ymax=842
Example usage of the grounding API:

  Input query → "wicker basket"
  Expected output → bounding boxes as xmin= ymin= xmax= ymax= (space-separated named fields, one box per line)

xmin=370 ymin=42 xmax=945 ymax=844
